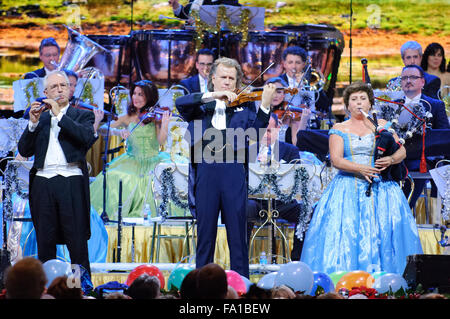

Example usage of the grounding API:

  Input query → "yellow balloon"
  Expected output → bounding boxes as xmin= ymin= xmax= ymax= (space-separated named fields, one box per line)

xmin=335 ymin=270 xmax=374 ymax=291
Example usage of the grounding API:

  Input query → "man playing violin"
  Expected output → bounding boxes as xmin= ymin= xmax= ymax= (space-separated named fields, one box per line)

xmin=266 ymin=77 xmax=311 ymax=146
xmin=175 ymin=57 xmax=275 ymax=278
xmin=18 ymin=70 xmax=97 ymax=276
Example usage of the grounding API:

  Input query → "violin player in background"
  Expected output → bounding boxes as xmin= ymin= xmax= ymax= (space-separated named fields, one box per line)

xmin=280 ymin=46 xmax=331 ymax=129
xmin=266 ymin=77 xmax=312 ymax=146
xmin=89 ymin=80 xmax=174 ymax=221
xmin=175 ymin=57 xmax=274 ymax=278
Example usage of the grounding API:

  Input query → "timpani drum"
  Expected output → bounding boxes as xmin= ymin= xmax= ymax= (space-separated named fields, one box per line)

xmin=225 ymin=31 xmax=291 ymax=86
xmin=85 ymin=35 xmax=131 ymax=92
xmin=131 ymin=30 xmax=198 ymax=87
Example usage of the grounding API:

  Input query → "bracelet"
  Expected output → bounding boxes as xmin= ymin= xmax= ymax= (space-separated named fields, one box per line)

xmin=390 ymin=156 xmax=395 ymax=164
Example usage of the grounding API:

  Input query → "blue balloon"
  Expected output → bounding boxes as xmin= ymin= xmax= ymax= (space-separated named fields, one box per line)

xmin=373 ymin=273 xmax=408 ymax=294
xmin=309 ymin=272 xmax=335 ymax=296
xmin=257 ymin=272 xmax=277 ymax=290
xmin=241 ymin=275 xmax=252 ymax=293
xmin=274 ymin=261 xmax=314 ymax=293
xmin=42 ymin=259 xmax=72 ymax=288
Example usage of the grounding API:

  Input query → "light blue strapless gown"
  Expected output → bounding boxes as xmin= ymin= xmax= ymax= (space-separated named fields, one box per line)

xmin=300 ymin=128 xmax=423 ymax=274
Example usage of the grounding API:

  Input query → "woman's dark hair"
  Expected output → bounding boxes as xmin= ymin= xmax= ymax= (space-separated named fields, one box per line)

xmin=127 ymin=80 xmax=159 ymax=116
xmin=421 ymin=43 xmax=446 ymax=73
xmin=342 ymin=81 xmax=374 ymax=109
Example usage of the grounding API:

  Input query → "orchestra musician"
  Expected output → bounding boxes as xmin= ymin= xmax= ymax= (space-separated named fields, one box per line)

xmin=279 ymin=46 xmax=331 ymax=129
xmin=18 ymin=70 xmax=97 ymax=275
xmin=24 ymin=38 xmax=60 ymax=79
xmin=175 ymin=57 xmax=274 ymax=278
xmin=265 ymin=76 xmax=311 ymax=146
xmin=180 ymin=48 xmax=215 ymax=94
xmin=398 ymin=64 xmax=449 ymax=210
xmin=388 ymin=41 xmax=441 ymax=100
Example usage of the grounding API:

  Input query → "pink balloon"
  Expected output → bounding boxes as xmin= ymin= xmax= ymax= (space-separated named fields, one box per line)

xmin=226 ymin=270 xmax=247 ymax=296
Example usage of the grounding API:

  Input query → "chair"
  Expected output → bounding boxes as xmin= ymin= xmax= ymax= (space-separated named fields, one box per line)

xmin=149 ymin=162 xmax=196 ymax=263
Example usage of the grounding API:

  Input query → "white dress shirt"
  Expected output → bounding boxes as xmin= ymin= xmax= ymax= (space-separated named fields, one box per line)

xmin=404 ymin=93 xmax=421 ymax=106
xmin=29 ymin=104 xmax=83 ymax=178
xmin=201 ymin=93 xmax=270 ymax=130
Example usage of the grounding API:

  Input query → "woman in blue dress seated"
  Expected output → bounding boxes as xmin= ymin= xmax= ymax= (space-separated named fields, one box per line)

xmin=301 ymin=81 xmax=423 ymax=275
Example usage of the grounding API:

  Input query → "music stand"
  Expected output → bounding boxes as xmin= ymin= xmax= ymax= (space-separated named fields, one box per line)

xmin=248 ymin=161 xmax=316 ymax=264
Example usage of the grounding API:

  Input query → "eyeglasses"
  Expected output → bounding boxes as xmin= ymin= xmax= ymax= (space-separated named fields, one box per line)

xmin=48 ymin=83 xmax=69 ymax=91
xmin=400 ymin=75 xmax=422 ymax=81
xmin=197 ymin=62 xmax=213 ymax=67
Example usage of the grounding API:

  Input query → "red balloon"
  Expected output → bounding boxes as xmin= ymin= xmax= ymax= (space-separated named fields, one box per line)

xmin=226 ymin=270 xmax=246 ymax=296
xmin=126 ymin=265 xmax=165 ymax=289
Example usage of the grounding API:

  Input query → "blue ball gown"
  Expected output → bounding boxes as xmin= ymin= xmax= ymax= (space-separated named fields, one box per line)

xmin=301 ymin=127 xmax=423 ymax=275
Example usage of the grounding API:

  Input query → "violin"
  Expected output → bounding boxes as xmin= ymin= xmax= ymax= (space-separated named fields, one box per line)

xmin=140 ymin=106 xmax=179 ymax=124
xmin=273 ymin=101 xmax=316 ymax=121
xmin=228 ymin=87 xmax=299 ymax=108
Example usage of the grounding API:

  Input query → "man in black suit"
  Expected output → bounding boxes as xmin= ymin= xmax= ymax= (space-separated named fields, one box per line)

xmin=175 ymin=57 xmax=272 ymax=278
xmin=279 ymin=46 xmax=331 ymax=129
xmin=399 ymin=65 xmax=450 ymax=209
xmin=18 ymin=70 xmax=97 ymax=275
xmin=247 ymin=114 xmax=308 ymax=261
xmin=179 ymin=48 xmax=214 ymax=94
xmin=388 ymin=41 xmax=441 ymax=100
xmin=24 ymin=38 xmax=60 ymax=79
xmin=169 ymin=0 xmax=241 ymax=20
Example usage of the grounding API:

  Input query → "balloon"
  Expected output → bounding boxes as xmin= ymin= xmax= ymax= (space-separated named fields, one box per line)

xmin=226 ymin=270 xmax=246 ymax=296
xmin=241 ymin=275 xmax=252 ymax=293
xmin=371 ymin=271 xmax=387 ymax=280
xmin=126 ymin=265 xmax=165 ymax=289
xmin=274 ymin=261 xmax=314 ymax=293
xmin=373 ymin=273 xmax=408 ymax=294
xmin=42 ymin=259 xmax=72 ymax=288
xmin=257 ymin=272 xmax=277 ymax=290
xmin=167 ymin=266 xmax=193 ymax=291
xmin=335 ymin=270 xmax=374 ymax=292
xmin=328 ymin=271 xmax=348 ymax=286
xmin=309 ymin=272 xmax=335 ymax=296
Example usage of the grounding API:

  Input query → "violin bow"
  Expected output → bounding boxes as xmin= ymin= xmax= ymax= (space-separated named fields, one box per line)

xmin=235 ymin=62 xmax=275 ymax=97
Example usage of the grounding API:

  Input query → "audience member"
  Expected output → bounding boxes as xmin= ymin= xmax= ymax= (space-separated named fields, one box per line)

xmin=316 ymin=292 xmax=345 ymax=299
xmin=242 ymin=284 xmax=272 ymax=299
xmin=196 ymin=263 xmax=228 ymax=299
xmin=125 ymin=273 xmax=161 ymax=299
xmin=271 ymin=285 xmax=296 ymax=299
xmin=4 ymin=257 xmax=47 ymax=299
xmin=179 ymin=268 xmax=200 ymax=299
xmin=226 ymin=285 xmax=239 ymax=299
xmin=46 ymin=276 xmax=84 ymax=299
